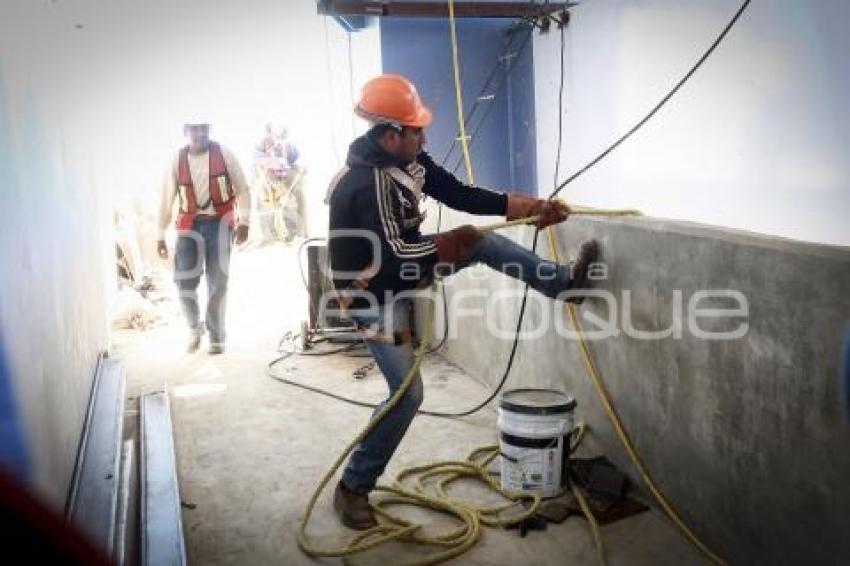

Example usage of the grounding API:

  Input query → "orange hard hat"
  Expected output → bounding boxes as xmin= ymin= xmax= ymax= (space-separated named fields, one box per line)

xmin=354 ymin=74 xmax=433 ymax=128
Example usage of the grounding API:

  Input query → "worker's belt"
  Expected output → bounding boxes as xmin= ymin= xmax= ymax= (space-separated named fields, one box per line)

xmin=356 ymin=326 xmax=412 ymax=345
xmin=334 ymin=261 xmax=378 ymax=311
xmin=334 ymin=288 xmax=414 ymax=345
xmin=334 ymin=284 xmax=366 ymax=312
xmin=194 ymin=214 xmax=219 ymax=222
xmin=334 ymin=261 xmax=413 ymax=345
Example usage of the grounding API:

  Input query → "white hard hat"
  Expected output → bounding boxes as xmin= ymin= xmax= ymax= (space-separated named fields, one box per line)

xmin=183 ymin=110 xmax=213 ymax=128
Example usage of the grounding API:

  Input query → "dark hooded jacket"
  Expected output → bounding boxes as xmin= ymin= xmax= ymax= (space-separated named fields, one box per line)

xmin=327 ymin=132 xmax=508 ymax=305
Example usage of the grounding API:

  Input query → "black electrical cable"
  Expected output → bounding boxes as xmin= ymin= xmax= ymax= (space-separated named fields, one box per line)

xmin=270 ymin=0 xmax=750 ymax=418
xmin=435 ymin=23 xmax=535 ymax=234
xmin=297 ymin=236 xmax=329 ymax=292
xmin=410 ymin=21 xmax=568 ymax=419
xmin=549 ymin=0 xmax=752 ymax=200
xmin=422 ymin=0 xmax=750 ymax=418
xmin=276 ymin=330 xmax=364 ymax=356
xmin=268 ymin=352 xmax=380 ymax=410
xmin=267 ymin=350 xmax=492 ymax=418
xmin=288 ymin=341 xmax=364 ymax=357
xmin=455 ymin=0 xmax=753 ymax=419
xmin=424 ymin=285 xmax=450 ymax=354
xmin=445 ymin=27 xmax=535 ymax=180
xmin=554 ymin=21 xmax=566 ymax=190
xmin=438 ymin=23 xmax=532 ymax=171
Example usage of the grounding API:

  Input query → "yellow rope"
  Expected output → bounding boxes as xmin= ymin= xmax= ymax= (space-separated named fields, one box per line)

xmin=295 ymin=207 xmax=726 ymax=566
xmin=544 ymin=226 xmax=726 ymax=565
xmin=447 ymin=0 xmax=475 ymax=185
xmin=570 ymin=478 xmax=606 ymax=566
xmin=296 ymin=282 xmax=543 ymax=566
xmin=477 ymin=203 xmax=642 ymax=233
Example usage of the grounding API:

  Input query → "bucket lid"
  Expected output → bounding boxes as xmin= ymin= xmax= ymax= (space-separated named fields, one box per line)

xmin=499 ymin=388 xmax=576 ymax=415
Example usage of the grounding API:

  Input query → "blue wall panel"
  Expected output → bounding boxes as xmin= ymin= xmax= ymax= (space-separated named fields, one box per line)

xmin=380 ymin=18 xmax=537 ymax=195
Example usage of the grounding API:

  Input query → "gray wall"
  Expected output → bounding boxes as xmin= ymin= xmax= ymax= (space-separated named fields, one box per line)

xmin=0 ymin=2 xmax=111 ymax=507
xmin=533 ymin=0 xmax=850 ymax=246
xmin=517 ymin=5 xmax=850 ymax=556
xmin=428 ymin=208 xmax=850 ymax=564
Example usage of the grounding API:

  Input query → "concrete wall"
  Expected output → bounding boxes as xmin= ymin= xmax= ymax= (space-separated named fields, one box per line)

xmin=533 ymin=0 xmax=850 ymax=246
xmin=0 ymin=2 xmax=112 ymax=507
xmin=429 ymin=204 xmax=850 ymax=563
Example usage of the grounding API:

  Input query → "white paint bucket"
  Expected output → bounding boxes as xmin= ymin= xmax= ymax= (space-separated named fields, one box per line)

xmin=498 ymin=388 xmax=576 ymax=498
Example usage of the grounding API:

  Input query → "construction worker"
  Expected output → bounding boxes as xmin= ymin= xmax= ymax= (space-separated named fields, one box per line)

xmin=326 ymin=74 xmax=598 ymax=529
xmin=252 ymin=123 xmax=306 ymax=241
xmin=157 ymin=120 xmax=251 ymax=355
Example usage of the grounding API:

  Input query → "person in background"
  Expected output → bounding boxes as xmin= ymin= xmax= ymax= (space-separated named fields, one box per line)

xmin=157 ymin=119 xmax=251 ymax=355
xmin=253 ymin=123 xmax=306 ymax=241
xmin=256 ymin=123 xmax=300 ymax=169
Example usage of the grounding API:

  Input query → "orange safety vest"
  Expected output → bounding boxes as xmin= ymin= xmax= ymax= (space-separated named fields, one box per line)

xmin=175 ymin=142 xmax=236 ymax=230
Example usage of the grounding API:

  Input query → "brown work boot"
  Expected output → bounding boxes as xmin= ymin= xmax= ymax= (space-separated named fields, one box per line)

xmin=565 ymin=239 xmax=599 ymax=304
xmin=186 ymin=332 xmax=202 ymax=353
xmin=333 ymin=480 xmax=377 ymax=530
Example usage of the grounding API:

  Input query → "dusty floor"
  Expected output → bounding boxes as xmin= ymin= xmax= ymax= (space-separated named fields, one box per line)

xmin=112 ymin=242 xmax=706 ymax=565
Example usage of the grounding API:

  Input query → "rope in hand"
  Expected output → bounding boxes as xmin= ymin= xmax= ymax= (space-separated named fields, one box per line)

xmin=478 ymin=201 xmax=642 ymax=233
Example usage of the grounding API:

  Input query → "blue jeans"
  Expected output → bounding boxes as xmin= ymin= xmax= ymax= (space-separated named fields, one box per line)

xmin=342 ymin=298 xmax=423 ymax=493
xmin=174 ymin=217 xmax=233 ymax=345
xmin=453 ymin=232 xmax=570 ymax=298
xmin=341 ymin=232 xmax=571 ymax=493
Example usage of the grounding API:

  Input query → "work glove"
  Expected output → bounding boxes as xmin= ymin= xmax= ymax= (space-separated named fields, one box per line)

xmin=506 ymin=193 xmax=570 ymax=228
xmin=432 ymin=225 xmax=483 ymax=264
xmin=233 ymin=224 xmax=250 ymax=245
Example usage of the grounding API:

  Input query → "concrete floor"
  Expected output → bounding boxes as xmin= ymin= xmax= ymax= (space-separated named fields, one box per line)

xmin=112 ymin=242 xmax=706 ymax=565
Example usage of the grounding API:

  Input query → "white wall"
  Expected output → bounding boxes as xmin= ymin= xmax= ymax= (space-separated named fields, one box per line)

xmin=533 ymin=0 xmax=850 ymax=246
xmin=13 ymin=0 xmax=380 ymax=249
xmin=0 ymin=0 xmax=379 ymax=507
xmin=1 ymin=0 xmax=114 ymax=506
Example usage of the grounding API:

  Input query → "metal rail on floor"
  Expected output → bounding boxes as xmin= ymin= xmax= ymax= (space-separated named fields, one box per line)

xmin=115 ymin=439 xmax=134 ymax=565
xmin=140 ymin=390 xmax=187 ymax=566
xmin=66 ymin=353 xmax=127 ymax=558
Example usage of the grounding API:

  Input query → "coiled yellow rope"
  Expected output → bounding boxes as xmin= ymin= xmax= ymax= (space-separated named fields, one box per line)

xmin=294 ymin=207 xmax=627 ymax=566
xmin=300 ymin=0 xmax=717 ymax=557
xmin=296 ymin=283 xmax=546 ymax=566
xmin=447 ymin=0 xmax=475 ymax=185
xmin=295 ymin=206 xmax=724 ymax=565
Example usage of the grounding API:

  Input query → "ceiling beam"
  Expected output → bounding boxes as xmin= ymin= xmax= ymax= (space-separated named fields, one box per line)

xmin=316 ymin=1 xmax=575 ymax=19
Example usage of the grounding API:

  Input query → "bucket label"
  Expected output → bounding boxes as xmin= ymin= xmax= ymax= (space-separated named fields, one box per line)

xmin=500 ymin=441 xmax=563 ymax=497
